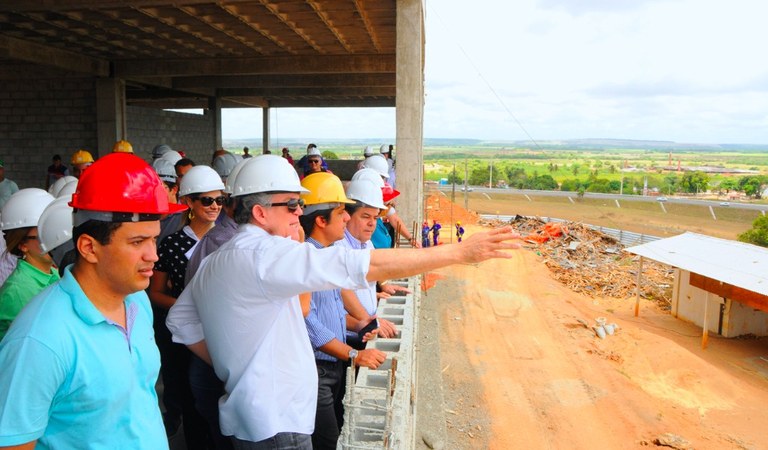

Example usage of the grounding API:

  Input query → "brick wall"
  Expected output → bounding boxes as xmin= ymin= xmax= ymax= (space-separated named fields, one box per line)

xmin=0 ymin=78 xmax=98 ymax=189
xmin=127 ymin=106 xmax=215 ymax=165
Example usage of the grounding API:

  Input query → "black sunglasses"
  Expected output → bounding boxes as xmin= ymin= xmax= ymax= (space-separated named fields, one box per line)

xmin=308 ymin=159 xmax=321 ymax=164
xmin=193 ymin=195 xmax=226 ymax=207
xmin=271 ymin=198 xmax=305 ymax=212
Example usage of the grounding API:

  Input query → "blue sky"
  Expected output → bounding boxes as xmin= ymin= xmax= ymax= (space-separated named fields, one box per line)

xmin=223 ymin=0 xmax=768 ymax=144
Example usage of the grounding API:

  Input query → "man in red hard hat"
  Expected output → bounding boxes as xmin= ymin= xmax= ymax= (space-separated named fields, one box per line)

xmin=0 ymin=153 xmax=186 ymax=449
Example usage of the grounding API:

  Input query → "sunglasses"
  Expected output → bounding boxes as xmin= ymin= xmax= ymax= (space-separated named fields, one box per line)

xmin=308 ymin=159 xmax=321 ymax=164
xmin=193 ymin=195 xmax=226 ymax=207
xmin=23 ymin=235 xmax=38 ymax=241
xmin=271 ymin=198 xmax=305 ymax=212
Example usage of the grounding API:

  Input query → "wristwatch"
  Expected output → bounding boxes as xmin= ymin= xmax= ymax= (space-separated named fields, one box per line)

xmin=348 ymin=349 xmax=359 ymax=362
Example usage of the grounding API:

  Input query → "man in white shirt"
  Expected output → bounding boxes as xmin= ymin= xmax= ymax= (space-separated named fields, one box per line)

xmin=167 ymin=155 xmax=521 ymax=449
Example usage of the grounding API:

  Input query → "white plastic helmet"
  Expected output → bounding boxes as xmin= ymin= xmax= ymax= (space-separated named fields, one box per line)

xmin=178 ymin=165 xmax=225 ymax=197
xmin=351 ymin=168 xmax=385 ymax=188
xmin=0 ymin=188 xmax=56 ymax=231
xmin=231 ymin=154 xmax=308 ymax=197
xmin=152 ymin=158 xmax=177 ymax=183
xmin=307 ymin=146 xmax=322 ymax=157
xmin=224 ymin=157 xmax=252 ymax=195
xmin=57 ymin=179 xmax=78 ymax=199
xmin=346 ymin=178 xmax=386 ymax=210
xmin=160 ymin=150 xmax=183 ymax=166
xmin=361 ymin=155 xmax=390 ymax=179
xmin=37 ymin=197 xmax=74 ymax=254
xmin=152 ymin=144 xmax=173 ymax=159
xmin=379 ymin=144 xmax=390 ymax=154
xmin=48 ymin=175 xmax=78 ymax=197
xmin=363 ymin=146 xmax=375 ymax=157
xmin=213 ymin=152 xmax=243 ymax=179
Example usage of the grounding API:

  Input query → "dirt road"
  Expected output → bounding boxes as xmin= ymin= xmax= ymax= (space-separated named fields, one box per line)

xmin=416 ymin=225 xmax=768 ymax=450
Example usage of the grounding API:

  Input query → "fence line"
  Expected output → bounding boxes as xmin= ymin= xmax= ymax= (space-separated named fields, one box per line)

xmin=480 ymin=214 xmax=661 ymax=247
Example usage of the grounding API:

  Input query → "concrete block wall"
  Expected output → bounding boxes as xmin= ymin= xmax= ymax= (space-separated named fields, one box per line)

xmin=340 ymin=276 xmax=418 ymax=449
xmin=0 ymin=78 xmax=98 ymax=189
xmin=127 ymin=106 xmax=215 ymax=165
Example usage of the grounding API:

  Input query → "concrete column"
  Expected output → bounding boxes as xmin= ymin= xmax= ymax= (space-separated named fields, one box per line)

xmin=262 ymin=106 xmax=270 ymax=154
xmin=208 ymin=96 xmax=222 ymax=150
xmin=96 ymin=78 xmax=126 ymax=157
xmin=395 ymin=0 xmax=425 ymax=228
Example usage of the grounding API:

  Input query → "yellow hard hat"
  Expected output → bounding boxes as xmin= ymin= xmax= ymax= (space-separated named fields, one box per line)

xmin=112 ymin=140 xmax=134 ymax=153
xmin=456 ymin=221 xmax=461 ymax=226
xmin=300 ymin=172 xmax=354 ymax=214
xmin=71 ymin=149 xmax=95 ymax=165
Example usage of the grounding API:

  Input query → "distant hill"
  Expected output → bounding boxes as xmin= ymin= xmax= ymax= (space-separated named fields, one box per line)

xmin=224 ymin=138 xmax=768 ymax=152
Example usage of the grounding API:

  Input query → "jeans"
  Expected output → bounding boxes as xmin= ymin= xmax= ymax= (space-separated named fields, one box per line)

xmin=231 ymin=432 xmax=312 ymax=450
xmin=312 ymin=360 xmax=347 ymax=450
xmin=189 ymin=354 xmax=233 ymax=450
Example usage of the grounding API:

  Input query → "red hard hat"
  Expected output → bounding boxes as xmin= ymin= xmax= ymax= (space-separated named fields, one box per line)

xmin=382 ymin=183 xmax=400 ymax=203
xmin=70 ymin=153 xmax=187 ymax=216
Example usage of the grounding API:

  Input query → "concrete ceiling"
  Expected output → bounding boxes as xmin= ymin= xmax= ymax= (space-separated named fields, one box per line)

xmin=0 ymin=0 xmax=397 ymax=108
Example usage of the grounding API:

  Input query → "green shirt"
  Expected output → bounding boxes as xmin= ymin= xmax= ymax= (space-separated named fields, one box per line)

xmin=0 ymin=260 xmax=60 ymax=340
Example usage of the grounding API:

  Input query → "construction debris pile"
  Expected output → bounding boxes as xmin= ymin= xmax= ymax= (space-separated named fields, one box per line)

xmin=481 ymin=216 xmax=674 ymax=306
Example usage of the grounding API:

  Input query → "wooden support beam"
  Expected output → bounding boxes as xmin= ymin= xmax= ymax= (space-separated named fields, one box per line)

xmin=173 ymin=73 xmax=396 ymax=89
xmin=218 ymin=86 xmax=395 ymax=98
xmin=0 ymin=35 xmax=109 ymax=76
xmin=114 ymin=54 xmax=395 ymax=77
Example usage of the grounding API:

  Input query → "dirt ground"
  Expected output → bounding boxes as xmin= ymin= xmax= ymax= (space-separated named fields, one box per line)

xmin=414 ymin=197 xmax=768 ymax=450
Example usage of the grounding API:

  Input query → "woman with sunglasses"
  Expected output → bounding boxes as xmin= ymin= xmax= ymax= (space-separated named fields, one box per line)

xmin=0 ymin=189 xmax=57 ymax=340
xmin=149 ymin=165 xmax=225 ymax=447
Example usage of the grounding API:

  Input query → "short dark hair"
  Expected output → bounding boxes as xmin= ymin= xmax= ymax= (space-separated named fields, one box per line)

xmin=234 ymin=192 xmax=273 ymax=224
xmin=175 ymin=158 xmax=195 ymax=170
xmin=73 ymin=221 xmax=123 ymax=247
xmin=3 ymin=227 xmax=33 ymax=258
xmin=344 ymin=201 xmax=364 ymax=217
xmin=299 ymin=208 xmax=333 ymax=237
xmin=53 ymin=154 xmax=62 ymax=162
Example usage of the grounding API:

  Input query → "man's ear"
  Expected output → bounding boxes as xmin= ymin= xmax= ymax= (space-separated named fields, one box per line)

xmin=314 ymin=214 xmax=328 ymax=230
xmin=76 ymin=234 xmax=99 ymax=264
xmin=251 ymin=204 xmax=268 ymax=226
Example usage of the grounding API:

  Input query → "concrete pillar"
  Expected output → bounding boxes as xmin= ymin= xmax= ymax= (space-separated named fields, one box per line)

xmin=96 ymin=78 xmax=126 ymax=157
xmin=395 ymin=0 xmax=425 ymax=228
xmin=208 ymin=96 xmax=222 ymax=150
xmin=262 ymin=106 xmax=270 ymax=154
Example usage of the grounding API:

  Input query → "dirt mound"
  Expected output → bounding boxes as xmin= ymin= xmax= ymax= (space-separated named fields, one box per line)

xmin=425 ymin=193 xmax=480 ymax=225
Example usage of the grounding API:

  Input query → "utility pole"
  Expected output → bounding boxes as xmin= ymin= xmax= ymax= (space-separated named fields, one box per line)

xmin=489 ymin=159 xmax=494 ymax=188
xmin=464 ymin=159 xmax=469 ymax=210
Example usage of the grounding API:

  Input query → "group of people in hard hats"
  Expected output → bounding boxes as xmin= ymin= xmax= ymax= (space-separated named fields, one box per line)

xmin=0 ymin=140 xmax=521 ymax=450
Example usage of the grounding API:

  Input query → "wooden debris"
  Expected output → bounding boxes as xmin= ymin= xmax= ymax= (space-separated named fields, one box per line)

xmin=481 ymin=216 xmax=673 ymax=307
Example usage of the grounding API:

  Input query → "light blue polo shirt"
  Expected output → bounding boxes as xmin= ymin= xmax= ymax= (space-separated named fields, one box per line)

xmin=0 ymin=266 xmax=167 ymax=449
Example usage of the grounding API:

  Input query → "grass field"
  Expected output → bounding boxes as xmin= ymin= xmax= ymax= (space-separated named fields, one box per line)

xmin=433 ymin=189 xmax=759 ymax=240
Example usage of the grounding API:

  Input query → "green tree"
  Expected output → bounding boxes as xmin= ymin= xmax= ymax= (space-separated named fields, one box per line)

xmin=680 ymin=171 xmax=709 ymax=194
xmin=571 ymin=164 xmax=580 ymax=176
xmin=738 ymin=215 xmax=768 ymax=248
xmin=738 ymin=176 xmax=765 ymax=198
xmin=321 ymin=150 xmax=338 ymax=159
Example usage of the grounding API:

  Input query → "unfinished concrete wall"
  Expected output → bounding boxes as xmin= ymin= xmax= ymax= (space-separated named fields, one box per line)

xmin=126 ymin=106 xmax=215 ymax=165
xmin=0 ymin=78 xmax=97 ymax=189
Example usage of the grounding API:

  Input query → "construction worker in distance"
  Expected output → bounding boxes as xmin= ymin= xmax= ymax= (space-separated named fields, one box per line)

xmin=0 ymin=152 xmax=187 ymax=449
xmin=0 ymin=189 xmax=57 ymax=340
xmin=112 ymin=139 xmax=134 ymax=153
xmin=166 ymin=154 xmax=522 ymax=448
xmin=70 ymin=149 xmax=94 ymax=178
xmin=299 ymin=172 xmax=386 ymax=450
xmin=431 ymin=219 xmax=442 ymax=246
xmin=422 ymin=220 xmax=431 ymax=248
xmin=379 ymin=144 xmax=396 ymax=188
xmin=456 ymin=221 xmax=465 ymax=243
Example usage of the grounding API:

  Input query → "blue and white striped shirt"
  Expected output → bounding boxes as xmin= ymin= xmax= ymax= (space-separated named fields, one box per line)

xmin=304 ymin=237 xmax=348 ymax=362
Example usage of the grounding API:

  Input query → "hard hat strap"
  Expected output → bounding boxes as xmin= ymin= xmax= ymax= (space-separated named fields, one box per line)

xmin=74 ymin=210 xmax=162 ymax=227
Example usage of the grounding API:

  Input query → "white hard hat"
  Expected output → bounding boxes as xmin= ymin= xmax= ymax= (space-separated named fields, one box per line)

xmin=231 ymin=154 xmax=308 ymax=197
xmin=48 ymin=175 xmax=78 ymax=197
xmin=307 ymin=147 xmax=322 ymax=157
xmin=346 ymin=178 xmax=385 ymax=210
xmin=213 ymin=152 xmax=242 ymax=178
xmin=380 ymin=144 xmax=390 ymax=154
xmin=57 ymin=179 xmax=78 ymax=199
xmin=37 ymin=197 xmax=73 ymax=254
xmin=363 ymin=146 xmax=375 ymax=157
xmin=178 ymin=165 xmax=225 ymax=197
xmin=0 ymin=188 xmax=56 ymax=230
xmin=224 ymin=157 xmax=252 ymax=195
xmin=351 ymin=168 xmax=385 ymax=188
xmin=152 ymin=144 xmax=173 ymax=159
xmin=152 ymin=158 xmax=177 ymax=183
xmin=160 ymin=150 xmax=183 ymax=166
xmin=361 ymin=154 xmax=389 ymax=179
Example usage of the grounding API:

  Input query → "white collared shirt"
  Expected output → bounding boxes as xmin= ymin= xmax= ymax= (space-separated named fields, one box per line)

xmin=167 ymin=224 xmax=370 ymax=442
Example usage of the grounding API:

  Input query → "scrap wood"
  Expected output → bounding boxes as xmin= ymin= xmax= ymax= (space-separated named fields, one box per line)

xmin=479 ymin=216 xmax=673 ymax=307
